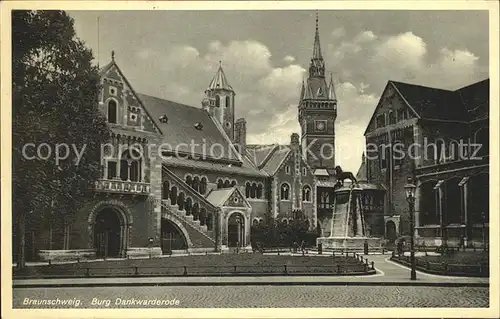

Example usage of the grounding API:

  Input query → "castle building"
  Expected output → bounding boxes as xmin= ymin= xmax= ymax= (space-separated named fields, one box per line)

xmin=21 ymin=16 xmax=338 ymax=261
xmin=359 ymin=79 xmax=489 ymax=247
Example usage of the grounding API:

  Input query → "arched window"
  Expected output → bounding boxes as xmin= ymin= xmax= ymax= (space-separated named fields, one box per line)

xmin=200 ymin=177 xmax=207 ymax=195
xmin=280 ymin=183 xmax=290 ymax=201
xmin=302 ymin=185 xmax=311 ymax=202
xmin=256 ymin=184 xmax=263 ymax=199
xmin=223 ymin=180 xmax=231 ymax=188
xmin=388 ymin=111 xmax=396 ymax=125
xmin=245 ymin=182 xmax=251 ymax=198
xmin=215 ymin=95 xmax=220 ymax=108
xmin=250 ymin=182 xmax=257 ymax=199
xmin=231 ymin=180 xmax=237 ymax=187
xmin=185 ymin=175 xmax=192 ymax=188
xmin=107 ymin=100 xmax=117 ymax=124
xmin=192 ymin=176 xmax=200 ymax=193
xmin=225 ymin=96 xmax=230 ymax=108
xmin=217 ymin=179 xmax=224 ymax=189
xmin=120 ymin=149 xmax=142 ymax=182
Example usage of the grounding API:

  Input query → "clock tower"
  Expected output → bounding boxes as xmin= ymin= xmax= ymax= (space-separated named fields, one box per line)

xmin=298 ymin=13 xmax=337 ymax=172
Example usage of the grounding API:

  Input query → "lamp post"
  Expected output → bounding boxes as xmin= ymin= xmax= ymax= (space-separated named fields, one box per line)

xmin=404 ymin=177 xmax=417 ymax=281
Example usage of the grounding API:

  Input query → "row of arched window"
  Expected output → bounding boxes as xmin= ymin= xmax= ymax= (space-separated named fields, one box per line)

xmin=214 ymin=95 xmax=231 ymax=108
xmin=245 ymin=182 xmax=264 ymax=199
xmin=185 ymin=175 xmax=208 ymax=194
xmin=376 ymin=109 xmax=411 ymax=128
xmin=217 ymin=179 xmax=237 ymax=189
xmin=279 ymin=183 xmax=312 ymax=202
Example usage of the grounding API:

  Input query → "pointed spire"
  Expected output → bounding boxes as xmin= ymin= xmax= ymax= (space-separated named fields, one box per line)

xmin=313 ymin=11 xmax=322 ymax=60
xmin=299 ymin=80 xmax=305 ymax=102
xmin=328 ymin=73 xmax=337 ymax=101
xmin=207 ymin=62 xmax=233 ymax=91
xmin=111 ymin=50 xmax=115 ymax=61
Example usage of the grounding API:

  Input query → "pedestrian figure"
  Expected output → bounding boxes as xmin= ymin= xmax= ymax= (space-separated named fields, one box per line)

xmin=301 ymin=240 xmax=306 ymax=256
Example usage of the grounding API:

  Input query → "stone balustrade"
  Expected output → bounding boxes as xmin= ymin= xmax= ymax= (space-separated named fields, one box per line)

xmin=94 ymin=179 xmax=150 ymax=194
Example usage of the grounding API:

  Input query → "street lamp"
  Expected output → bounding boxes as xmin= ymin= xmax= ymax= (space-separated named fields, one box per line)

xmin=404 ymin=176 xmax=417 ymax=281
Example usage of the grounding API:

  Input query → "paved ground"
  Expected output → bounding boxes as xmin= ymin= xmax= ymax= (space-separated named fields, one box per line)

xmin=12 ymin=254 xmax=490 ymax=308
xmin=12 ymin=285 xmax=489 ymax=308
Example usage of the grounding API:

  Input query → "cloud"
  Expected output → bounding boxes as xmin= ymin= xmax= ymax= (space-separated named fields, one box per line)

xmin=128 ymin=31 xmax=484 ymax=175
xmin=331 ymin=27 xmax=346 ymax=38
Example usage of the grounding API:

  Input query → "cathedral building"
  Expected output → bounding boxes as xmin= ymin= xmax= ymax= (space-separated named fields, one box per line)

xmin=24 ymin=16 xmax=340 ymax=261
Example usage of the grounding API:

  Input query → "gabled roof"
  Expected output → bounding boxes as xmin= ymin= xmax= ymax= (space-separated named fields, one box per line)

xmin=261 ymin=145 xmax=291 ymax=175
xmin=456 ymin=79 xmax=489 ymax=117
xmin=205 ymin=188 xmax=234 ymax=207
xmin=205 ymin=187 xmax=250 ymax=208
xmin=391 ymin=81 xmax=468 ymax=121
xmin=99 ymin=58 xmax=162 ymax=134
xmin=246 ymin=144 xmax=278 ymax=168
xmin=364 ymin=78 xmax=489 ymax=135
xmin=138 ymin=93 xmax=240 ymax=162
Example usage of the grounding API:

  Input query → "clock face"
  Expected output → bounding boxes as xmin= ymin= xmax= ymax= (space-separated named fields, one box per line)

xmin=316 ymin=121 xmax=325 ymax=131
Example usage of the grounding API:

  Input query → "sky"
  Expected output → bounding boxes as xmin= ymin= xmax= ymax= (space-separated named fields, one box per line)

xmin=69 ymin=10 xmax=489 ymax=173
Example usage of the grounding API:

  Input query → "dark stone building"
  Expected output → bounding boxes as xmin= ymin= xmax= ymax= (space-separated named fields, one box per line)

xmin=360 ymin=79 xmax=489 ymax=247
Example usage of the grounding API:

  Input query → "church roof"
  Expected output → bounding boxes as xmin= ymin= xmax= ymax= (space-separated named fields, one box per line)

xmin=261 ymin=146 xmax=291 ymax=175
xmin=390 ymin=79 xmax=489 ymax=122
xmin=207 ymin=65 xmax=234 ymax=92
xmin=246 ymin=144 xmax=278 ymax=168
xmin=137 ymin=93 xmax=240 ymax=162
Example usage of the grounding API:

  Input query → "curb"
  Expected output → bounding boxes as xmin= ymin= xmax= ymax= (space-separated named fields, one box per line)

xmin=12 ymin=281 xmax=489 ymax=288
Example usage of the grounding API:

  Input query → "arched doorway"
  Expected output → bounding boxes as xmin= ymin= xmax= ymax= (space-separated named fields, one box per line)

xmin=227 ymin=212 xmax=245 ymax=247
xmin=161 ymin=218 xmax=188 ymax=253
xmin=94 ymin=208 xmax=122 ymax=258
xmin=385 ymin=221 xmax=397 ymax=243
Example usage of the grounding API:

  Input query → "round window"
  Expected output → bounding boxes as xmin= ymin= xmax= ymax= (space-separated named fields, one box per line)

xmin=233 ymin=197 xmax=239 ymax=203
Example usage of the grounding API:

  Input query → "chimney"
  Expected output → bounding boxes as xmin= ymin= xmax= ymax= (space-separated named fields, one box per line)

xmin=234 ymin=118 xmax=247 ymax=154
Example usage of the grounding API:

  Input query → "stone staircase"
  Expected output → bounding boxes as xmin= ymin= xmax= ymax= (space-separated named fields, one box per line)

xmin=161 ymin=167 xmax=218 ymax=248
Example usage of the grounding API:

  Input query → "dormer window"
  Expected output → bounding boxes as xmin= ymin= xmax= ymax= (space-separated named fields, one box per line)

xmin=159 ymin=115 xmax=169 ymax=124
xmin=194 ymin=122 xmax=203 ymax=130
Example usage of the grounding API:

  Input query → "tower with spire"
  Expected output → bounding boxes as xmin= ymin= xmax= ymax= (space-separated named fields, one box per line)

xmin=202 ymin=62 xmax=236 ymax=140
xmin=298 ymin=12 xmax=338 ymax=173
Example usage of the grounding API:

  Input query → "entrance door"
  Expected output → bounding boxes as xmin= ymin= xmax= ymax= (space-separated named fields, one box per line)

xmin=94 ymin=208 xmax=122 ymax=258
xmin=228 ymin=213 xmax=245 ymax=247
xmin=386 ymin=221 xmax=397 ymax=243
